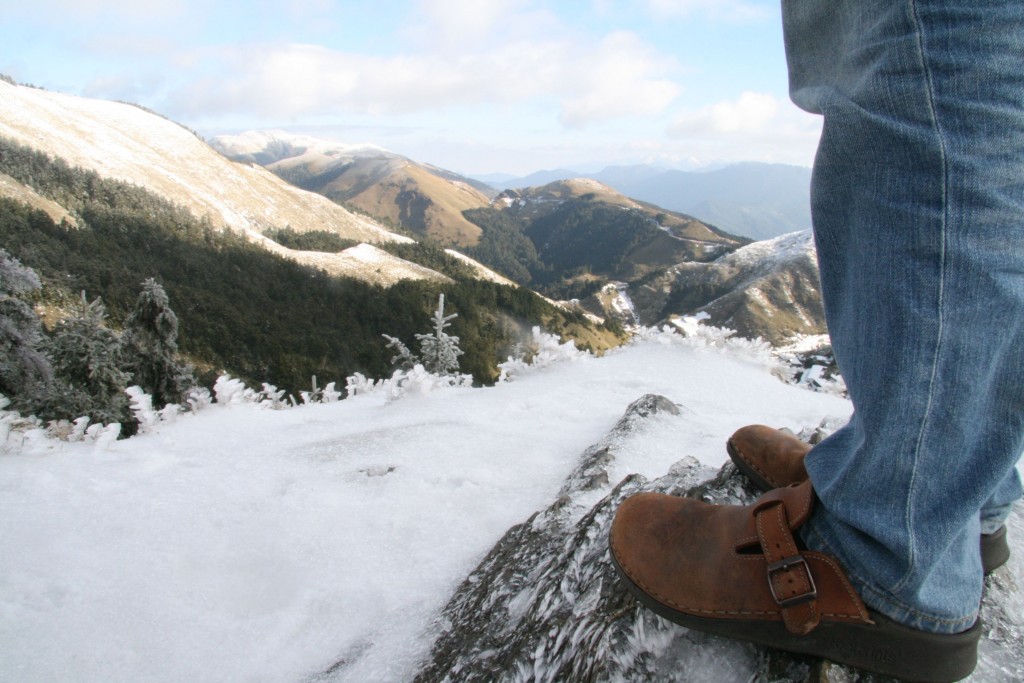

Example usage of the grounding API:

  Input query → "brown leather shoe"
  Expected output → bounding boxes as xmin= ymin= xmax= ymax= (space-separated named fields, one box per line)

xmin=727 ymin=424 xmax=810 ymax=491
xmin=609 ymin=480 xmax=981 ymax=682
xmin=727 ymin=424 xmax=1010 ymax=575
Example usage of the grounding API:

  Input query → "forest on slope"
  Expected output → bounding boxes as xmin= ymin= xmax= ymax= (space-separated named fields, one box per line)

xmin=0 ymin=136 xmax=619 ymax=400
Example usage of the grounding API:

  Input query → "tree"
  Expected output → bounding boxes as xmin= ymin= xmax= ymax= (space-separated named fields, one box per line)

xmin=46 ymin=293 xmax=130 ymax=425
xmin=416 ymin=294 xmax=464 ymax=376
xmin=119 ymin=278 xmax=194 ymax=407
xmin=0 ymin=249 xmax=52 ymax=413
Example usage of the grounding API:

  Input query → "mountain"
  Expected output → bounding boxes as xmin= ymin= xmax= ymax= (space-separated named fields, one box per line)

xmin=210 ymin=131 xmax=495 ymax=247
xmin=4 ymin=331 xmax=1020 ymax=681
xmin=464 ymin=178 xmax=745 ymax=299
xmin=484 ymin=162 xmax=812 ymax=242
xmin=0 ymin=81 xmax=438 ymax=283
xmin=600 ymin=162 xmax=812 ymax=242
xmin=628 ymin=230 xmax=825 ymax=344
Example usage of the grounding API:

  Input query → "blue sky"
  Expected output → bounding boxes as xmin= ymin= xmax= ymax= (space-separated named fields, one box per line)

xmin=0 ymin=0 xmax=822 ymax=176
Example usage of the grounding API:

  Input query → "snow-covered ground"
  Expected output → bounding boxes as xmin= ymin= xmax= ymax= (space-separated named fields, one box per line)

xmin=0 ymin=329 xmax=1018 ymax=682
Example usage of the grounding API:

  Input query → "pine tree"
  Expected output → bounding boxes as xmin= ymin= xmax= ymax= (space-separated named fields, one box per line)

xmin=416 ymin=294 xmax=464 ymax=376
xmin=46 ymin=293 xmax=130 ymax=425
xmin=119 ymin=278 xmax=194 ymax=408
xmin=382 ymin=334 xmax=417 ymax=371
xmin=0 ymin=249 xmax=53 ymax=414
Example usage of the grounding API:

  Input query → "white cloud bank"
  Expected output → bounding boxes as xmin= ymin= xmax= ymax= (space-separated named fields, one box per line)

xmin=667 ymin=91 xmax=821 ymax=165
xmin=166 ymin=28 xmax=680 ymax=128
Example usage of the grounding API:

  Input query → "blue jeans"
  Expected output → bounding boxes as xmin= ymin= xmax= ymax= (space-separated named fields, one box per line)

xmin=782 ymin=0 xmax=1024 ymax=634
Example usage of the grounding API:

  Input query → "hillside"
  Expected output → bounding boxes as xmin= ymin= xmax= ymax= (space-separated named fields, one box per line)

xmin=0 ymin=114 xmax=619 ymax=395
xmin=211 ymin=131 xmax=494 ymax=247
xmin=464 ymin=178 xmax=744 ymax=301
xmin=631 ymin=230 xmax=825 ymax=344
xmin=0 ymin=83 xmax=404 ymax=256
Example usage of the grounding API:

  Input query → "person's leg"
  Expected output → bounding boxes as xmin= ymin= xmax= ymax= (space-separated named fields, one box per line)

xmin=783 ymin=0 xmax=1024 ymax=633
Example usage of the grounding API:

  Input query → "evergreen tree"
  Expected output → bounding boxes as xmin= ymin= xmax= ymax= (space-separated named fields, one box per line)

xmin=382 ymin=334 xmax=417 ymax=371
xmin=416 ymin=294 xmax=464 ymax=375
xmin=0 ymin=249 xmax=52 ymax=413
xmin=119 ymin=278 xmax=194 ymax=407
xmin=46 ymin=293 xmax=130 ymax=425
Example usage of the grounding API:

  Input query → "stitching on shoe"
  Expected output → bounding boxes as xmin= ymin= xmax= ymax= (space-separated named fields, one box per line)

xmin=732 ymin=442 xmax=783 ymax=489
xmin=611 ymin=535 xmax=869 ymax=622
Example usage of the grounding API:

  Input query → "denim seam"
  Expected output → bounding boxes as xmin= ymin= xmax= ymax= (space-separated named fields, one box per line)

xmin=803 ymin=520 xmax=976 ymax=632
xmin=898 ymin=0 xmax=951 ymax=596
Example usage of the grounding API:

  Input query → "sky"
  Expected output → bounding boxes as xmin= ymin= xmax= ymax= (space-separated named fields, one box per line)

xmin=0 ymin=0 xmax=823 ymax=177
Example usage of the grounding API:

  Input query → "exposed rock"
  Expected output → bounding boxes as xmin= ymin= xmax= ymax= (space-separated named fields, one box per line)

xmin=632 ymin=231 xmax=825 ymax=345
xmin=411 ymin=394 xmax=1024 ymax=682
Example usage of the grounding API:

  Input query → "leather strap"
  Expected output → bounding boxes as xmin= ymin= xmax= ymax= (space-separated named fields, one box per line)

xmin=753 ymin=497 xmax=819 ymax=635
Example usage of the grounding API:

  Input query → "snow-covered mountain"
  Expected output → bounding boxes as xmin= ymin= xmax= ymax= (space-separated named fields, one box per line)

xmin=0 ymin=82 xmax=476 ymax=285
xmin=211 ymin=130 xmax=495 ymax=247
xmin=2 ymin=327 xmax=1020 ymax=682
xmin=630 ymin=230 xmax=825 ymax=344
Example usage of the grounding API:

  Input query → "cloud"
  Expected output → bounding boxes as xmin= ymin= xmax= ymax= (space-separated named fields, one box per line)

xmin=670 ymin=91 xmax=779 ymax=134
xmin=166 ymin=28 xmax=681 ymax=128
xmin=558 ymin=31 xmax=679 ymax=127
xmin=666 ymin=91 xmax=821 ymax=164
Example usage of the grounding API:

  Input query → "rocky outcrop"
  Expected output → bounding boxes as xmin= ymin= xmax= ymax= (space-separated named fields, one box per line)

xmin=632 ymin=231 xmax=825 ymax=344
xmin=411 ymin=395 xmax=1024 ymax=682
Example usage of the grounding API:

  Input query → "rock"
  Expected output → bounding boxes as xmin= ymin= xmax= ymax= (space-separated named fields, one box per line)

xmin=411 ymin=394 xmax=1024 ymax=682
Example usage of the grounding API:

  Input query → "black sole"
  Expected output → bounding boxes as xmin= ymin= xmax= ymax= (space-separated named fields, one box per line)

xmin=609 ymin=543 xmax=981 ymax=683
xmin=726 ymin=437 xmax=778 ymax=492
xmin=982 ymin=525 xmax=1011 ymax=575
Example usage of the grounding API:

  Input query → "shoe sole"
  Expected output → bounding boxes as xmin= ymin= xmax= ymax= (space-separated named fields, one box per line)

xmin=609 ymin=543 xmax=981 ymax=683
xmin=726 ymin=438 xmax=1011 ymax=575
xmin=726 ymin=436 xmax=781 ymax=492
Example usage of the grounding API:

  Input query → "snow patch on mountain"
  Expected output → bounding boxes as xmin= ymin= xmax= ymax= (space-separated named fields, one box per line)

xmin=0 ymin=82 xmax=455 ymax=286
xmin=444 ymin=249 xmax=518 ymax=286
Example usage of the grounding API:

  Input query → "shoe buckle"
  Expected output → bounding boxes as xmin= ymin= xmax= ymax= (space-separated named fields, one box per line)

xmin=766 ymin=554 xmax=818 ymax=608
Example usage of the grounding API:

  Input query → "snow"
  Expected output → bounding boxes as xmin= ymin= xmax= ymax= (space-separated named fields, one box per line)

xmin=444 ymin=249 xmax=518 ymax=286
xmin=0 ymin=331 xmax=1019 ymax=682
xmin=724 ymin=229 xmax=816 ymax=271
xmin=0 ymin=82 xmax=436 ymax=286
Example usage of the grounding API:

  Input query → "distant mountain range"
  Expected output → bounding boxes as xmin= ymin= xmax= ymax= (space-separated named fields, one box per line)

xmin=481 ymin=163 xmax=812 ymax=242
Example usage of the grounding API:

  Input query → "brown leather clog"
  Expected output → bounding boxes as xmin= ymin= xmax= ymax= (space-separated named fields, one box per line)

xmin=609 ymin=480 xmax=981 ymax=682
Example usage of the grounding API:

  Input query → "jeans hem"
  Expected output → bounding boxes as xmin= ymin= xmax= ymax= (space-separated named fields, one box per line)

xmin=801 ymin=518 xmax=980 ymax=635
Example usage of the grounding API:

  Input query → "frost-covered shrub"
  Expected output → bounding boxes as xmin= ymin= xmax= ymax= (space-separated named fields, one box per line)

xmin=259 ymin=383 xmax=288 ymax=409
xmin=382 ymin=294 xmax=465 ymax=377
xmin=125 ymin=386 xmax=181 ymax=434
xmin=126 ymin=386 xmax=159 ymax=433
xmin=345 ymin=365 xmax=472 ymax=401
xmin=0 ymin=394 xmax=43 ymax=452
xmin=186 ymin=387 xmax=212 ymax=413
xmin=46 ymin=293 xmax=131 ymax=426
xmin=415 ymin=294 xmax=464 ymax=376
xmin=213 ymin=374 xmax=257 ymax=406
xmin=0 ymin=250 xmax=54 ymax=416
xmin=345 ymin=372 xmax=383 ymax=398
xmin=321 ymin=382 xmax=341 ymax=403
xmin=119 ymin=279 xmax=195 ymax=408
xmin=498 ymin=327 xmax=588 ymax=381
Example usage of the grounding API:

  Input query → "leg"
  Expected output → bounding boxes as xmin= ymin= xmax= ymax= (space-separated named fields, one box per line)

xmin=783 ymin=0 xmax=1024 ymax=633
